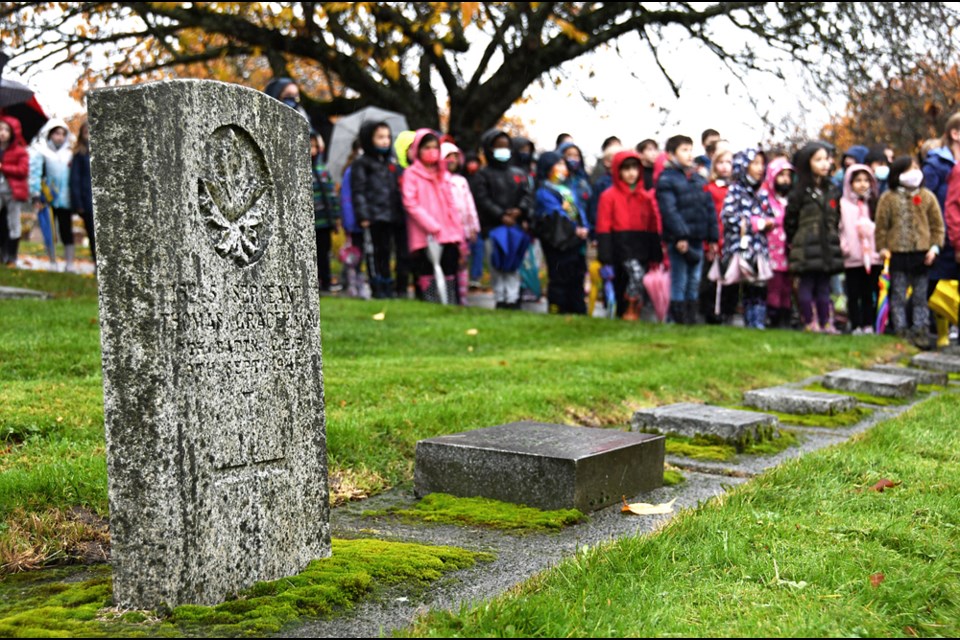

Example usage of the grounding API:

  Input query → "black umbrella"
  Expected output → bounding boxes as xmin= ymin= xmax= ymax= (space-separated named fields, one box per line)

xmin=0 ymin=76 xmax=34 ymax=109
xmin=0 ymin=96 xmax=49 ymax=143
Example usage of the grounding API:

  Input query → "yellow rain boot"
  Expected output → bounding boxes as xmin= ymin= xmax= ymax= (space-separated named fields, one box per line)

xmin=935 ymin=314 xmax=951 ymax=349
xmin=587 ymin=258 xmax=601 ymax=316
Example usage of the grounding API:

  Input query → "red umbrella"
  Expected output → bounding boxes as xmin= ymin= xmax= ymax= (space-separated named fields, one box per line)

xmin=642 ymin=264 xmax=671 ymax=322
xmin=0 ymin=75 xmax=49 ymax=142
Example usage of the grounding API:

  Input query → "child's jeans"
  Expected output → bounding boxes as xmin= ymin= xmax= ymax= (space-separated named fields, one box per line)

xmin=891 ymin=270 xmax=929 ymax=333
xmin=798 ymin=273 xmax=832 ymax=327
xmin=668 ymin=245 xmax=703 ymax=302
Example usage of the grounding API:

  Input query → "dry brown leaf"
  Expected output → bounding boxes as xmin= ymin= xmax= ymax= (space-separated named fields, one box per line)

xmin=621 ymin=496 xmax=677 ymax=516
xmin=870 ymin=572 xmax=885 ymax=588
xmin=869 ymin=479 xmax=900 ymax=492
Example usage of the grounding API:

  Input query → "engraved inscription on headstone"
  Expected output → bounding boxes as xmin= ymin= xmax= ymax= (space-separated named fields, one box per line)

xmin=90 ymin=80 xmax=329 ymax=609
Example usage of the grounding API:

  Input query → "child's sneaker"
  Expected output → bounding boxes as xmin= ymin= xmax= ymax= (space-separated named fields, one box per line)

xmin=804 ymin=322 xmax=822 ymax=333
xmin=822 ymin=324 xmax=841 ymax=335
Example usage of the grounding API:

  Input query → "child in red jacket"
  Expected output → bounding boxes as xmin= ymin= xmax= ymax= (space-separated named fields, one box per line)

xmin=596 ymin=150 xmax=663 ymax=319
xmin=0 ymin=116 xmax=30 ymax=266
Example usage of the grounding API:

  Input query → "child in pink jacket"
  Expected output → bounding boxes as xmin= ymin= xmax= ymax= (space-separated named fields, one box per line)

xmin=442 ymin=142 xmax=480 ymax=305
xmin=839 ymin=164 xmax=881 ymax=333
xmin=759 ymin=156 xmax=795 ymax=328
xmin=402 ymin=129 xmax=466 ymax=303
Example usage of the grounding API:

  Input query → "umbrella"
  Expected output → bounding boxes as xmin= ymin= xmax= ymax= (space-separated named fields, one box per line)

xmin=363 ymin=227 xmax=378 ymax=282
xmin=488 ymin=225 xmax=530 ymax=273
xmin=327 ymin=106 xmax=409 ymax=182
xmin=642 ymin=264 xmax=671 ymax=323
xmin=600 ymin=264 xmax=617 ymax=319
xmin=0 ymin=76 xmax=49 ymax=142
xmin=426 ymin=235 xmax=448 ymax=305
xmin=875 ymin=258 xmax=890 ymax=334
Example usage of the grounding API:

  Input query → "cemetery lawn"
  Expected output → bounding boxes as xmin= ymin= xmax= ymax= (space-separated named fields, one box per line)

xmin=406 ymin=392 xmax=960 ymax=638
xmin=0 ymin=269 xmax=906 ymax=570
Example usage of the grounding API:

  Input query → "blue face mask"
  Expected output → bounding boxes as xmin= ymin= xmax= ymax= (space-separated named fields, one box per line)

xmin=282 ymin=97 xmax=300 ymax=109
xmin=874 ymin=165 xmax=890 ymax=181
xmin=492 ymin=148 xmax=512 ymax=163
xmin=375 ymin=145 xmax=392 ymax=155
xmin=566 ymin=159 xmax=581 ymax=173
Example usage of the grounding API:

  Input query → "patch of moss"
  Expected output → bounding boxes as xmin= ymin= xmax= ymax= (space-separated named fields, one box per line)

xmin=804 ymin=383 xmax=910 ymax=406
xmin=0 ymin=539 xmax=490 ymax=637
xmin=663 ymin=469 xmax=685 ymax=486
xmin=917 ymin=383 xmax=949 ymax=394
xmin=364 ymin=493 xmax=586 ymax=533
xmin=665 ymin=429 xmax=799 ymax=462
xmin=729 ymin=405 xmax=873 ymax=428
xmin=949 ymin=372 xmax=960 ymax=381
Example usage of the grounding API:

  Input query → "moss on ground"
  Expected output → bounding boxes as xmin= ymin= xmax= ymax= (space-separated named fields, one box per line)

xmin=804 ymin=383 xmax=910 ymax=406
xmin=364 ymin=493 xmax=586 ymax=533
xmin=662 ymin=469 xmax=685 ymax=486
xmin=0 ymin=538 xmax=490 ymax=637
xmin=917 ymin=383 xmax=950 ymax=394
xmin=666 ymin=430 xmax=799 ymax=462
xmin=729 ymin=405 xmax=873 ymax=428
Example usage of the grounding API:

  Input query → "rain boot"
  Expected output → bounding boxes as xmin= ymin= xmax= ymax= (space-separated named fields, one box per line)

xmin=64 ymin=245 xmax=76 ymax=273
xmin=685 ymin=300 xmax=699 ymax=325
xmin=668 ymin=301 xmax=684 ymax=324
xmin=6 ymin=237 xmax=19 ymax=267
xmin=754 ymin=302 xmax=767 ymax=330
xmin=622 ymin=296 xmax=640 ymax=322
xmin=935 ymin=315 xmax=951 ymax=350
xmin=0 ymin=237 xmax=7 ymax=265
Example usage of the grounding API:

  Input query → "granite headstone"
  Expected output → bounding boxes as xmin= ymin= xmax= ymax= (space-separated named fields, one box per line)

xmin=90 ymin=80 xmax=329 ymax=609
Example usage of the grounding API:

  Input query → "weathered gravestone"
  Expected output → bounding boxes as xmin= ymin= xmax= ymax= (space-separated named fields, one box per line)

xmin=822 ymin=368 xmax=916 ymax=399
xmin=89 ymin=80 xmax=329 ymax=609
xmin=742 ymin=386 xmax=857 ymax=415
xmin=631 ymin=403 xmax=779 ymax=451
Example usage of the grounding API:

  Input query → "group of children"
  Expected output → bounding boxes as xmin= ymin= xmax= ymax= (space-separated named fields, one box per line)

xmin=297 ymin=90 xmax=960 ymax=346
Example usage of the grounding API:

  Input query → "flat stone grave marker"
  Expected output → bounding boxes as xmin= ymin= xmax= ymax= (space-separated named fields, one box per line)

xmin=870 ymin=364 xmax=948 ymax=387
xmin=0 ymin=286 xmax=50 ymax=300
xmin=742 ymin=386 xmax=857 ymax=415
xmin=822 ymin=368 xmax=916 ymax=399
xmin=415 ymin=422 xmax=664 ymax=512
xmin=90 ymin=79 xmax=329 ymax=609
xmin=910 ymin=352 xmax=960 ymax=374
xmin=630 ymin=403 xmax=779 ymax=450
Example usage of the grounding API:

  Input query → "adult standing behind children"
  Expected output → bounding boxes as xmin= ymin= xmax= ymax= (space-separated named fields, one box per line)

xmin=533 ymin=151 xmax=589 ymax=314
xmin=784 ymin=142 xmax=844 ymax=333
xmin=29 ymin=119 xmax=74 ymax=272
xmin=351 ymin=120 xmax=407 ymax=299
xmin=656 ymin=134 xmax=719 ymax=324
xmin=0 ymin=115 xmax=29 ymax=267
xmin=402 ymin=129 xmax=465 ymax=304
xmin=875 ymin=157 xmax=944 ymax=348
xmin=471 ymin=129 xmax=533 ymax=310
xmin=596 ymin=150 xmax=662 ymax=319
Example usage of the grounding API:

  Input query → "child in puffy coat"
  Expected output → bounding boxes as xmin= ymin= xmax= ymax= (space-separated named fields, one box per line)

xmin=839 ymin=164 xmax=880 ymax=333
xmin=0 ymin=115 xmax=29 ymax=266
xmin=401 ymin=129 xmax=465 ymax=304
xmin=596 ymin=150 xmax=662 ymax=319
xmin=442 ymin=142 xmax=480 ymax=306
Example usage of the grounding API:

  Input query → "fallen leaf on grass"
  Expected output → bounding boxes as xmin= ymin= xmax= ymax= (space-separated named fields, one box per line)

xmin=621 ymin=496 xmax=677 ymax=515
xmin=465 ymin=328 xmax=479 ymax=336
xmin=372 ymin=311 xmax=386 ymax=321
xmin=870 ymin=572 xmax=885 ymax=588
xmin=869 ymin=479 xmax=900 ymax=492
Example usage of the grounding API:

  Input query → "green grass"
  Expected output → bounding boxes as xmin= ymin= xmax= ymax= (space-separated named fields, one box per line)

xmin=665 ymin=430 xmax=798 ymax=462
xmin=363 ymin=493 xmax=587 ymax=533
xmin=730 ymin=405 xmax=873 ymax=428
xmin=406 ymin=392 xmax=960 ymax=638
xmin=662 ymin=469 xmax=685 ymax=486
xmin=805 ymin=383 xmax=911 ymax=406
xmin=0 ymin=269 xmax=902 ymax=568
xmin=0 ymin=538 xmax=490 ymax=637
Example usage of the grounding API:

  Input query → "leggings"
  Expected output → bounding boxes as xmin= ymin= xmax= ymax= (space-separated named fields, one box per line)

xmin=844 ymin=266 xmax=880 ymax=331
xmin=891 ymin=270 xmax=929 ymax=333
xmin=798 ymin=272 xmax=832 ymax=327
xmin=53 ymin=207 xmax=74 ymax=246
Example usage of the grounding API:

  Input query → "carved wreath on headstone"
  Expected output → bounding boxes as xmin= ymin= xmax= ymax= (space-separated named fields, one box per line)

xmin=198 ymin=125 xmax=273 ymax=267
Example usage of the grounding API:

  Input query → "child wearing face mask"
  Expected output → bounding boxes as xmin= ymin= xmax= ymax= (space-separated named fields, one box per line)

xmin=557 ymin=142 xmax=595 ymax=230
xmin=874 ymin=157 xmax=944 ymax=347
xmin=760 ymin=157 xmax=795 ymax=328
xmin=534 ymin=151 xmax=590 ymax=314
xmin=839 ymin=165 xmax=880 ymax=334
xmin=401 ymin=129 xmax=465 ymax=304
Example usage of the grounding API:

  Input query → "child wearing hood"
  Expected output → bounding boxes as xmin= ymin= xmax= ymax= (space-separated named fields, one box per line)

xmin=875 ymin=156 xmax=944 ymax=347
xmin=595 ymin=150 xmax=663 ymax=319
xmin=721 ymin=148 xmax=774 ymax=329
xmin=0 ymin=115 xmax=30 ymax=267
xmin=760 ymin=157 xmax=795 ymax=328
xmin=534 ymin=151 xmax=589 ymax=314
xmin=29 ymin=119 xmax=74 ymax=271
xmin=785 ymin=142 xmax=845 ymax=333
xmin=470 ymin=129 xmax=533 ymax=309
xmin=402 ymin=130 xmax=466 ymax=304
xmin=656 ymin=135 xmax=719 ymax=324
xmin=442 ymin=141 xmax=480 ymax=305
xmin=350 ymin=121 xmax=408 ymax=298
xmin=557 ymin=141 xmax=595 ymax=229
xmin=839 ymin=164 xmax=880 ymax=333
xmin=702 ymin=143 xmax=736 ymax=324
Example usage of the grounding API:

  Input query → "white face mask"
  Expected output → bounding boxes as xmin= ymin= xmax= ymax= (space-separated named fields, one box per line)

xmin=900 ymin=169 xmax=923 ymax=189
xmin=874 ymin=165 xmax=889 ymax=181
